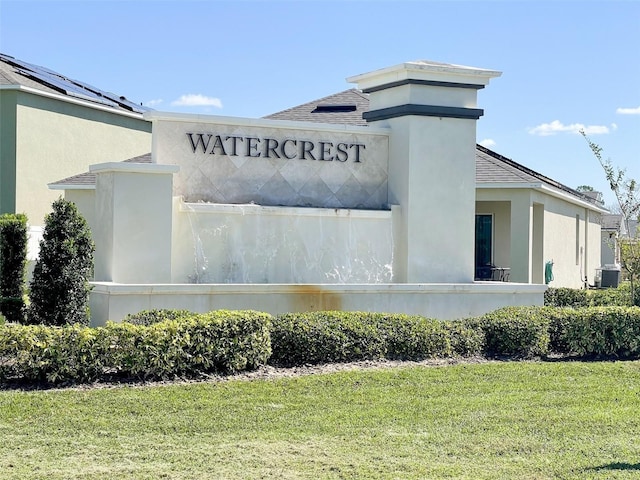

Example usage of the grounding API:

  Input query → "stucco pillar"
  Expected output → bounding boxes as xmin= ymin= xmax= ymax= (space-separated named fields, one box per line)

xmin=510 ymin=191 xmax=533 ymax=283
xmin=348 ymin=61 xmax=501 ymax=283
xmin=91 ymin=162 xmax=179 ymax=283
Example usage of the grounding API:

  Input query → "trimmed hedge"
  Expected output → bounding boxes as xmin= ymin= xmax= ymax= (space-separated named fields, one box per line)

xmin=2 ymin=304 xmax=639 ymax=386
xmin=270 ymin=312 xmax=387 ymax=366
xmin=545 ymin=284 xmax=640 ymax=308
xmin=544 ymin=287 xmax=588 ymax=308
xmin=549 ymin=306 xmax=640 ymax=358
xmin=467 ymin=306 xmax=550 ymax=358
xmin=0 ymin=310 xmax=272 ymax=384
xmin=123 ymin=309 xmax=195 ymax=326
xmin=268 ymin=311 xmax=479 ymax=367
xmin=0 ymin=213 xmax=28 ymax=323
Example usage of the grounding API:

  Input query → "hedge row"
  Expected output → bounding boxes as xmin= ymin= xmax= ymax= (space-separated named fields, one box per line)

xmin=269 ymin=312 xmax=483 ymax=367
xmin=1 ymin=306 xmax=639 ymax=385
xmin=0 ymin=310 xmax=271 ymax=384
xmin=545 ymin=285 xmax=640 ymax=308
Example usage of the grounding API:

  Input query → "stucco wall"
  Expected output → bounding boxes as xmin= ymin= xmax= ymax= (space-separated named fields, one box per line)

xmin=477 ymin=188 xmax=602 ymax=288
xmin=13 ymin=91 xmax=151 ymax=225
xmin=535 ymin=192 xmax=601 ymax=289
xmin=0 ymin=90 xmax=18 ymax=215
xmin=64 ymin=189 xmax=98 ymax=237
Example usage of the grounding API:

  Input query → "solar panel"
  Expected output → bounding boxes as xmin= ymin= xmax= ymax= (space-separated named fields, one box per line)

xmin=67 ymin=77 xmax=151 ymax=113
xmin=15 ymin=67 xmax=120 ymax=108
xmin=1 ymin=53 xmax=149 ymax=113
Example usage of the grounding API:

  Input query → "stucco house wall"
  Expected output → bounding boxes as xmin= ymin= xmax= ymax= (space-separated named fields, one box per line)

xmin=6 ymin=90 xmax=151 ymax=226
xmin=476 ymin=187 xmax=603 ymax=288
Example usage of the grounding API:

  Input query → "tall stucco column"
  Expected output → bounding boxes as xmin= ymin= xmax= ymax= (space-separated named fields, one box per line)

xmin=348 ymin=61 xmax=501 ymax=283
xmin=91 ymin=162 xmax=179 ymax=283
xmin=509 ymin=191 xmax=533 ymax=283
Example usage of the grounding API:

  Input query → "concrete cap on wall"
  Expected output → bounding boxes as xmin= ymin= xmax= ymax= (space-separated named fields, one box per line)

xmin=347 ymin=60 xmax=502 ymax=91
xmin=89 ymin=162 xmax=180 ymax=175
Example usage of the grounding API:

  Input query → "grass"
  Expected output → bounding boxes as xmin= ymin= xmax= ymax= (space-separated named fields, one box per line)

xmin=1 ymin=361 xmax=639 ymax=479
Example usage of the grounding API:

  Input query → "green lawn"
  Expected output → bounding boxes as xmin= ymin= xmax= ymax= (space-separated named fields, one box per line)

xmin=1 ymin=361 xmax=639 ymax=479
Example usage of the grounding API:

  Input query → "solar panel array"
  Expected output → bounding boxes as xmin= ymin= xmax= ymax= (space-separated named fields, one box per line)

xmin=0 ymin=53 xmax=150 ymax=114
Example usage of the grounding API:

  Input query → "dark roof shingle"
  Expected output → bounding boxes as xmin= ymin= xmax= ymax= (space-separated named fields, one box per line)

xmin=264 ymin=89 xmax=369 ymax=126
xmin=49 ymin=153 xmax=152 ymax=188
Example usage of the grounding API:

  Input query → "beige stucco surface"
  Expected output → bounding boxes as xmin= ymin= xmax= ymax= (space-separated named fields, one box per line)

xmin=90 ymin=281 xmax=547 ymax=325
xmin=13 ymin=92 xmax=151 ymax=225
xmin=477 ymin=188 xmax=602 ymax=288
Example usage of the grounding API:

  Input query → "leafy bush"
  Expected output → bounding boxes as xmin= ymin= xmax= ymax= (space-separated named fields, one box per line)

xmin=442 ymin=320 xmax=485 ymax=357
xmin=0 ymin=310 xmax=272 ymax=384
xmin=546 ymin=284 xmax=640 ymax=308
xmin=544 ymin=287 xmax=588 ymax=308
xmin=269 ymin=311 xmax=454 ymax=367
xmin=0 ymin=213 xmax=28 ymax=323
xmin=123 ymin=309 xmax=195 ymax=326
xmin=468 ymin=306 xmax=550 ymax=357
xmin=27 ymin=199 xmax=94 ymax=326
xmin=375 ymin=314 xmax=451 ymax=360
xmin=553 ymin=306 xmax=640 ymax=358
xmin=270 ymin=311 xmax=387 ymax=367
xmin=588 ymin=283 xmax=638 ymax=307
xmin=544 ymin=306 xmax=577 ymax=354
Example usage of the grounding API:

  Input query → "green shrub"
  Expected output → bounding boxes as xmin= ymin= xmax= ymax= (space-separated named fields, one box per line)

xmin=469 ymin=306 xmax=550 ymax=357
xmin=123 ymin=309 xmax=195 ymax=326
xmin=27 ymin=199 xmax=94 ymax=326
xmin=375 ymin=314 xmax=451 ymax=360
xmin=270 ymin=311 xmax=387 ymax=367
xmin=0 ymin=213 xmax=28 ymax=323
xmin=269 ymin=311 xmax=454 ymax=367
xmin=557 ymin=306 xmax=640 ymax=358
xmin=544 ymin=306 xmax=577 ymax=354
xmin=588 ymin=283 xmax=638 ymax=307
xmin=544 ymin=287 xmax=588 ymax=308
xmin=0 ymin=310 xmax=272 ymax=384
xmin=443 ymin=320 xmax=485 ymax=357
xmin=0 ymin=323 xmax=103 ymax=383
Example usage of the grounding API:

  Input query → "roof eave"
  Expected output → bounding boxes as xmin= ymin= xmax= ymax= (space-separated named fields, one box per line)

xmin=477 ymin=182 xmax=609 ymax=213
xmin=48 ymin=183 xmax=95 ymax=191
xmin=0 ymin=84 xmax=148 ymax=121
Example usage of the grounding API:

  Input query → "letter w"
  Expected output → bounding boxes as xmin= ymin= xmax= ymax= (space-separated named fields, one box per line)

xmin=186 ymin=133 xmax=213 ymax=153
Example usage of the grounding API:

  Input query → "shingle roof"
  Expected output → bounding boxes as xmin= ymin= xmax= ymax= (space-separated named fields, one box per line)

xmin=264 ymin=89 xmax=369 ymax=126
xmin=475 ymin=146 xmax=539 ymax=184
xmin=0 ymin=53 xmax=150 ymax=114
xmin=601 ymin=214 xmax=623 ymax=231
xmin=49 ymin=153 xmax=151 ymax=188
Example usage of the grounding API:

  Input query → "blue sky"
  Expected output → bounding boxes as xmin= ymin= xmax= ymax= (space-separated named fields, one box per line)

xmin=1 ymin=0 xmax=638 ymax=207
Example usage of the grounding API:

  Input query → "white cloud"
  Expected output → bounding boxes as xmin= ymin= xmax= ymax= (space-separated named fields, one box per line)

xmin=616 ymin=106 xmax=640 ymax=115
xmin=145 ymin=98 xmax=163 ymax=107
xmin=528 ymin=120 xmax=610 ymax=136
xmin=479 ymin=138 xmax=496 ymax=148
xmin=171 ymin=94 xmax=223 ymax=108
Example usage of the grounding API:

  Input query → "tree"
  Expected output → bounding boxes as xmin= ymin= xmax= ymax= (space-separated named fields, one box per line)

xmin=0 ymin=213 xmax=28 ymax=322
xmin=27 ymin=198 xmax=94 ymax=325
xmin=581 ymin=130 xmax=640 ymax=305
xmin=576 ymin=185 xmax=594 ymax=192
